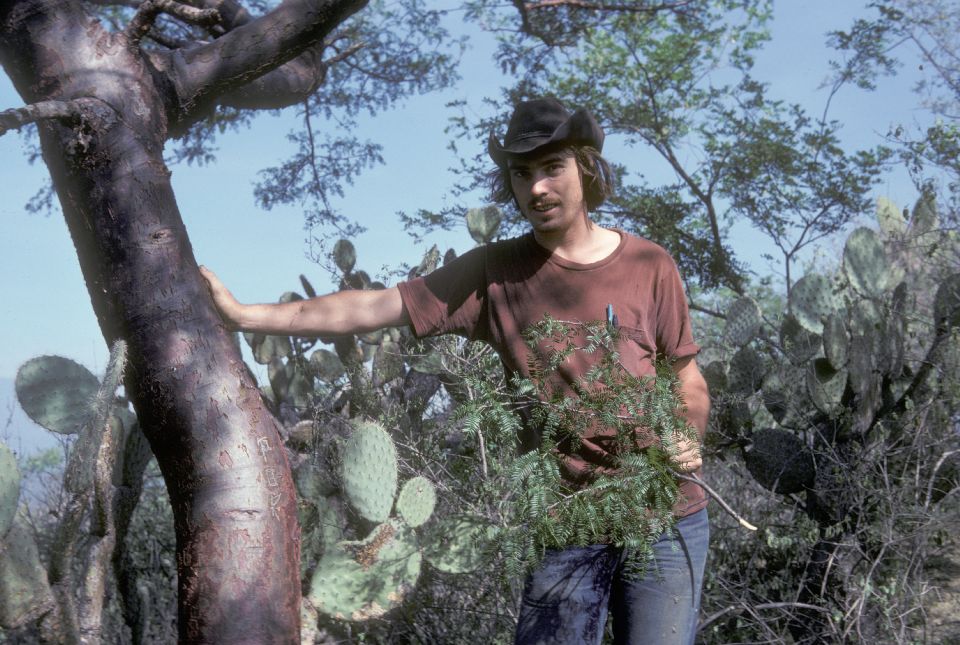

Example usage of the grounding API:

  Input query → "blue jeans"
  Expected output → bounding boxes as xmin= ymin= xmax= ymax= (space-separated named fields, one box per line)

xmin=515 ymin=508 xmax=709 ymax=645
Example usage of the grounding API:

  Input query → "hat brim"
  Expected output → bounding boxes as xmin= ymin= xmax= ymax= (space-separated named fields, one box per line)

xmin=488 ymin=108 xmax=605 ymax=167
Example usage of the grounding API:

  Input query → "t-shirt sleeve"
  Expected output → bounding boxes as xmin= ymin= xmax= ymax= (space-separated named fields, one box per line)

xmin=397 ymin=246 xmax=487 ymax=339
xmin=654 ymin=254 xmax=700 ymax=360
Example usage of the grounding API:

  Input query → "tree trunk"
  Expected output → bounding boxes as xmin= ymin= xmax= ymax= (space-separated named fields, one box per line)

xmin=0 ymin=0 xmax=369 ymax=640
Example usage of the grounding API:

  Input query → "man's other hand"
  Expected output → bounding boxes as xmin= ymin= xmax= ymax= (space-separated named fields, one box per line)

xmin=671 ymin=434 xmax=702 ymax=473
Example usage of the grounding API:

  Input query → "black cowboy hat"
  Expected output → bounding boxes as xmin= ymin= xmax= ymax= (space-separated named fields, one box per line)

xmin=488 ymin=98 xmax=605 ymax=167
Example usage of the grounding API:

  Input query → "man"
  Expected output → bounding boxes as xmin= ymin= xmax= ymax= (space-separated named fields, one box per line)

xmin=201 ymin=98 xmax=710 ymax=644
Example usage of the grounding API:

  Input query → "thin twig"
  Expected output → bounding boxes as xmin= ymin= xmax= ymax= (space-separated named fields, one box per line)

xmin=674 ymin=471 xmax=757 ymax=531
xmin=698 ymin=600 xmax=832 ymax=632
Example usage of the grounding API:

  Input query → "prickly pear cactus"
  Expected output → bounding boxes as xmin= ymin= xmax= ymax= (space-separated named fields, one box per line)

xmin=723 ymin=297 xmax=762 ymax=347
xmin=790 ymin=273 xmax=840 ymax=334
xmin=15 ymin=356 xmax=100 ymax=434
xmin=395 ymin=476 xmax=436 ymax=528
xmin=307 ymin=519 xmax=421 ymax=621
xmin=843 ymin=227 xmax=889 ymax=296
xmin=0 ymin=512 xmax=56 ymax=629
xmin=0 ymin=442 xmax=20 ymax=541
xmin=333 ymin=239 xmax=357 ymax=273
xmin=340 ymin=420 xmax=399 ymax=523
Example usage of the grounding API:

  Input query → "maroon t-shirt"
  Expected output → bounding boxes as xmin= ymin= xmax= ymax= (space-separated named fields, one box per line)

xmin=397 ymin=230 xmax=706 ymax=517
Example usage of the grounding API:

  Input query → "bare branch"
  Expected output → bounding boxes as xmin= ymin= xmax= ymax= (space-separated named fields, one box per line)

xmin=525 ymin=0 xmax=692 ymax=11
xmin=0 ymin=98 xmax=96 ymax=136
xmin=218 ymin=41 xmax=363 ymax=111
xmin=124 ymin=0 xmax=221 ymax=45
xmin=161 ymin=0 xmax=368 ymax=126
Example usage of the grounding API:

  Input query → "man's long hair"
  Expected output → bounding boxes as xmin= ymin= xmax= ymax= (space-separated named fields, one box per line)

xmin=486 ymin=144 xmax=615 ymax=212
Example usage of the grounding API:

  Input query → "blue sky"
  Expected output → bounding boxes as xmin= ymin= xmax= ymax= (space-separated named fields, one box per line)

xmin=0 ymin=1 xmax=929 ymax=450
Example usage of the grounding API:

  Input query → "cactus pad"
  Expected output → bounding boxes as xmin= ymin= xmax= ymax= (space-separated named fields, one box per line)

xmin=780 ymin=315 xmax=821 ymax=365
xmin=934 ymin=273 xmax=960 ymax=329
xmin=294 ymin=461 xmax=336 ymax=502
xmin=466 ymin=205 xmax=502 ymax=244
xmin=395 ymin=476 xmax=436 ymax=528
xmin=0 ymin=513 xmax=56 ymax=629
xmin=372 ymin=339 xmax=405 ymax=387
xmin=843 ymin=227 xmax=889 ymax=296
xmin=333 ymin=239 xmax=357 ymax=273
xmin=847 ymin=329 xmax=878 ymax=397
xmin=743 ymin=428 xmax=814 ymax=494
xmin=423 ymin=516 xmax=493 ymax=574
xmin=15 ymin=355 xmax=100 ymax=435
xmin=876 ymin=196 xmax=906 ymax=237
xmin=821 ymin=313 xmax=849 ymax=369
xmin=0 ymin=442 xmax=20 ymax=540
xmin=340 ymin=421 xmax=398 ymax=523
xmin=790 ymin=273 xmax=839 ymax=334
xmin=701 ymin=361 xmax=727 ymax=396
xmin=307 ymin=520 xmax=421 ymax=621
xmin=722 ymin=297 xmax=762 ymax=348
xmin=727 ymin=346 xmax=766 ymax=396
xmin=310 ymin=348 xmax=345 ymax=382
xmin=806 ymin=359 xmax=847 ymax=415
xmin=243 ymin=332 xmax=293 ymax=365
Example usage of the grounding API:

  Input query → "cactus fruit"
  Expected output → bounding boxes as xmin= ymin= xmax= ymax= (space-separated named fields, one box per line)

xmin=423 ymin=516 xmax=493 ymax=574
xmin=307 ymin=519 xmax=421 ymax=621
xmin=843 ymin=227 xmax=889 ymax=297
xmin=722 ymin=297 xmax=762 ymax=347
xmin=727 ymin=346 xmax=766 ymax=396
xmin=0 ymin=512 xmax=56 ymax=629
xmin=395 ymin=476 xmax=436 ymax=528
xmin=15 ymin=355 xmax=101 ymax=435
xmin=466 ymin=206 xmax=502 ymax=244
xmin=0 ymin=442 xmax=20 ymax=540
xmin=333 ymin=239 xmax=357 ymax=274
xmin=790 ymin=274 xmax=840 ymax=335
xmin=780 ymin=315 xmax=821 ymax=365
xmin=742 ymin=428 xmax=814 ymax=494
xmin=340 ymin=421 xmax=399 ymax=523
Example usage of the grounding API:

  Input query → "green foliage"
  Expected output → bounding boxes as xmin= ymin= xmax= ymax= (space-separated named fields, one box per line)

xmin=475 ymin=316 xmax=696 ymax=577
xmin=422 ymin=516 xmax=494 ymax=575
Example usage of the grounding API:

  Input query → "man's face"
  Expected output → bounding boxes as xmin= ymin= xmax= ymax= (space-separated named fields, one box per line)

xmin=507 ymin=150 xmax=586 ymax=235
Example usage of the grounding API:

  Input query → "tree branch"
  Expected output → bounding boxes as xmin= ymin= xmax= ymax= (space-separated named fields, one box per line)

xmin=161 ymin=0 xmax=368 ymax=127
xmin=525 ymin=0 xmax=692 ymax=11
xmin=0 ymin=98 xmax=97 ymax=136
xmin=124 ymin=0 xmax=221 ymax=45
xmin=218 ymin=40 xmax=363 ymax=111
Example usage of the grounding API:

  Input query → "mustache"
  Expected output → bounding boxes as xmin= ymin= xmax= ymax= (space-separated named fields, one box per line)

xmin=528 ymin=199 xmax=560 ymax=210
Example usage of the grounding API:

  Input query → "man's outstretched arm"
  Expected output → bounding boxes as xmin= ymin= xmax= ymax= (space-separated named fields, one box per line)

xmin=200 ymin=266 xmax=410 ymax=337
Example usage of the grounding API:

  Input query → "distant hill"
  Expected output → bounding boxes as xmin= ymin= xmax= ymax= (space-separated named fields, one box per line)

xmin=0 ymin=376 xmax=62 ymax=457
